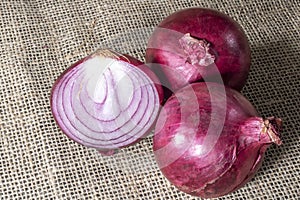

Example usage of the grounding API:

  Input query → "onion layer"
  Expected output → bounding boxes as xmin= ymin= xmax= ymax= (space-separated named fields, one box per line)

xmin=51 ymin=49 xmax=163 ymax=154
xmin=153 ymin=82 xmax=281 ymax=198
xmin=146 ymin=8 xmax=251 ymax=91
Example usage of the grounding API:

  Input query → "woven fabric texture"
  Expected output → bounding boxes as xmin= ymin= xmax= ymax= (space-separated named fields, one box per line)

xmin=0 ymin=0 xmax=299 ymax=199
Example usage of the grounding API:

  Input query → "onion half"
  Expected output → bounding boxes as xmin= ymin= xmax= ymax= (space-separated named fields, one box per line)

xmin=51 ymin=49 xmax=163 ymax=155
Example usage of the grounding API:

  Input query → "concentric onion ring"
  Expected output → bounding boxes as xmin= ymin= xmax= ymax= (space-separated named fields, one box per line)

xmin=51 ymin=49 xmax=162 ymax=152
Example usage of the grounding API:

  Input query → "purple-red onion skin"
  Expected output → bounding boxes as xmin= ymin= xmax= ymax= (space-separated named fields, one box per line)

xmin=153 ymin=82 xmax=281 ymax=198
xmin=146 ymin=8 xmax=251 ymax=91
xmin=50 ymin=49 xmax=163 ymax=154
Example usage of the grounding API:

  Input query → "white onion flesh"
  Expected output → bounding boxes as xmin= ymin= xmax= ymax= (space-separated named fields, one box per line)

xmin=51 ymin=55 xmax=160 ymax=149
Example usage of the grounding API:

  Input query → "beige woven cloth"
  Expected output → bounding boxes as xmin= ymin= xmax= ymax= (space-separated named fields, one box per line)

xmin=1 ymin=0 xmax=299 ymax=199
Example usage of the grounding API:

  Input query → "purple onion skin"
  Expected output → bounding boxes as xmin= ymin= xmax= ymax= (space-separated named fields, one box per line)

xmin=146 ymin=8 xmax=251 ymax=91
xmin=153 ymin=82 xmax=281 ymax=198
xmin=51 ymin=49 xmax=163 ymax=155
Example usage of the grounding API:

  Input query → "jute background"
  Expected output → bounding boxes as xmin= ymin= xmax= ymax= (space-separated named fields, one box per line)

xmin=0 ymin=0 xmax=299 ymax=199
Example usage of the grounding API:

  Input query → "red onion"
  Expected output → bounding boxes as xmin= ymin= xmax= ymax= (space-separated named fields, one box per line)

xmin=153 ymin=82 xmax=281 ymax=198
xmin=51 ymin=49 xmax=163 ymax=155
xmin=146 ymin=8 xmax=251 ymax=91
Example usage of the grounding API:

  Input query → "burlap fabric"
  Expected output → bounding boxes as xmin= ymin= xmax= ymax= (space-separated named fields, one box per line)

xmin=0 ymin=0 xmax=299 ymax=199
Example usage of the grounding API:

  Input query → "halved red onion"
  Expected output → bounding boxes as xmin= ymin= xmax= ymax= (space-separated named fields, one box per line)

xmin=51 ymin=49 xmax=163 ymax=155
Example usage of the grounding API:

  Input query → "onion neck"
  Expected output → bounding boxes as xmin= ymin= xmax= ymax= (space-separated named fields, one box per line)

xmin=179 ymin=33 xmax=215 ymax=66
xmin=239 ymin=117 xmax=282 ymax=148
xmin=261 ymin=117 xmax=282 ymax=145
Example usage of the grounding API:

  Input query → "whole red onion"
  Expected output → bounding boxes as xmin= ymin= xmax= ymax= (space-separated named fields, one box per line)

xmin=146 ymin=8 xmax=251 ymax=91
xmin=153 ymin=82 xmax=281 ymax=198
xmin=51 ymin=49 xmax=163 ymax=155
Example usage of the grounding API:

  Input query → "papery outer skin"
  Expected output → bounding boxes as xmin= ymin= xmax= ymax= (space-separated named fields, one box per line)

xmin=50 ymin=49 xmax=163 ymax=153
xmin=146 ymin=8 xmax=250 ymax=91
xmin=153 ymin=82 xmax=274 ymax=198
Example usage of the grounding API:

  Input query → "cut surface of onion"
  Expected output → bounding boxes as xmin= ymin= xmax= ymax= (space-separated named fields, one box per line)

xmin=51 ymin=50 xmax=162 ymax=153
